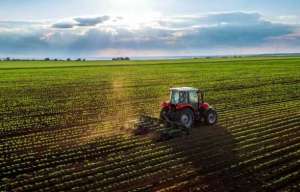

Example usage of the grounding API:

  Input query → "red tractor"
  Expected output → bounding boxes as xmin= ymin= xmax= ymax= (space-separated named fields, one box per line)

xmin=160 ymin=87 xmax=218 ymax=129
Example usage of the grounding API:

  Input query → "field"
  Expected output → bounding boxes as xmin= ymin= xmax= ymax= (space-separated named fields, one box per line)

xmin=1 ymin=57 xmax=300 ymax=191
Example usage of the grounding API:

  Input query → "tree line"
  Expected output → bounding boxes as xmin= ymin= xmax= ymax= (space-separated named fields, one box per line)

xmin=0 ymin=57 xmax=132 ymax=61
xmin=0 ymin=57 xmax=87 ymax=61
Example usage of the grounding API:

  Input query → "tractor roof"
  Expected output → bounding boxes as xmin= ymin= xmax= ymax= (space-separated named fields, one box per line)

xmin=170 ymin=87 xmax=199 ymax=91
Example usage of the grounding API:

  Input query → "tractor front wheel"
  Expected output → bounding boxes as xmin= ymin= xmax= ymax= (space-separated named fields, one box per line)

xmin=205 ymin=109 xmax=218 ymax=125
xmin=179 ymin=109 xmax=194 ymax=129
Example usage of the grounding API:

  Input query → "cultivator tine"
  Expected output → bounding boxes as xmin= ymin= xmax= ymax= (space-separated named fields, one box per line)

xmin=133 ymin=115 xmax=163 ymax=135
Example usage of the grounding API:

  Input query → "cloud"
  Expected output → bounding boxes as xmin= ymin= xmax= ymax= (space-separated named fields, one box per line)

xmin=74 ymin=16 xmax=110 ymax=26
xmin=0 ymin=12 xmax=300 ymax=57
xmin=154 ymin=12 xmax=264 ymax=30
xmin=175 ymin=20 xmax=294 ymax=48
xmin=0 ymin=31 xmax=48 ymax=53
xmin=64 ymin=12 xmax=296 ymax=50
xmin=52 ymin=16 xmax=110 ymax=29
xmin=197 ymin=12 xmax=262 ymax=25
xmin=0 ymin=20 xmax=44 ymax=27
xmin=52 ymin=22 xmax=76 ymax=29
xmin=276 ymin=15 xmax=299 ymax=24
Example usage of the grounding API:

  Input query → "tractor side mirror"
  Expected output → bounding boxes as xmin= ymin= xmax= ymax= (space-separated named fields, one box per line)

xmin=201 ymin=92 xmax=204 ymax=104
xmin=198 ymin=91 xmax=204 ymax=104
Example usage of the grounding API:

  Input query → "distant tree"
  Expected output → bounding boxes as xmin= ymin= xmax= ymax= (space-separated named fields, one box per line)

xmin=67 ymin=58 xmax=71 ymax=61
xmin=82 ymin=59 xmax=86 ymax=61
xmin=54 ymin=58 xmax=58 ymax=61
xmin=76 ymin=58 xmax=81 ymax=61
xmin=5 ymin=57 xmax=10 ymax=61
xmin=44 ymin=58 xmax=50 ymax=61
xmin=112 ymin=57 xmax=130 ymax=61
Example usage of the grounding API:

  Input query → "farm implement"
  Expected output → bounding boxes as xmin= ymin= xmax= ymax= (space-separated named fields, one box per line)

xmin=133 ymin=115 xmax=185 ymax=141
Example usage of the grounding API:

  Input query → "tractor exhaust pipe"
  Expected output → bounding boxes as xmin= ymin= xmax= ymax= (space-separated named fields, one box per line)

xmin=198 ymin=89 xmax=204 ymax=104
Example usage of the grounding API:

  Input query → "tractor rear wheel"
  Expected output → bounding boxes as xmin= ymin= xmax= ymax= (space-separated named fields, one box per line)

xmin=179 ymin=109 xmax=194 ymax=129
xmin=205 ymin=109 xmax=218 ymax=125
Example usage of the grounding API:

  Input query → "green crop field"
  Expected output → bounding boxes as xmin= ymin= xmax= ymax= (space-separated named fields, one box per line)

xmin=1 ymin=57 xmax=300 ymax=191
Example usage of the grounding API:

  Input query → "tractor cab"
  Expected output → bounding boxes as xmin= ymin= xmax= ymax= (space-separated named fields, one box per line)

xmin=170 ymin=87 xmax=201 ymax=107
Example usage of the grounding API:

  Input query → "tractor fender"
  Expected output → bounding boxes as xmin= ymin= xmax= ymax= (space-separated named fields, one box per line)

xmin=199 ymin=106 xmax=216 ymax=119
xmin=201 ymin=107 xmax=216 ymax=116
xmin=160 ymin=101 xmax=170 ymax=110
xmin=199 ymin=102 xmax=210 ymax=110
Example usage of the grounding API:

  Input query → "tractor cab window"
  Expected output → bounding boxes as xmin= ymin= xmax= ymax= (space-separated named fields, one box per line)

xmin=171 ymin=90 xmax=189 ymax=104
xmin=189 ymin=91 xmax=198 ymax=104
xmin=170 ymin=90 xmax=180 ymax=104
xmin=179 ymin=91 xmax=188 ymax=103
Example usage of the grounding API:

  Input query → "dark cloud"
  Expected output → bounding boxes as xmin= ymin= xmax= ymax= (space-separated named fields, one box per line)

xmin=68 ymin=29 xmax=113 ymax=50
xmin=52 ymin=15 xmax=110 ymax=29
xmin=52 ymin=22 xmax=75 ymax=29
xmin=74 ymin=16 xmax=110 ymax=26
xmin=0 ymin=31 xmax=49 ymax=53
xmin=176 ymin=21 xmax=294 ymax=48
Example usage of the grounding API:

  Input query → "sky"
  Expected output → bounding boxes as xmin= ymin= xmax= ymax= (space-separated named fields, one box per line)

xmin=0 ymin=0 xmax=300 ymax=58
